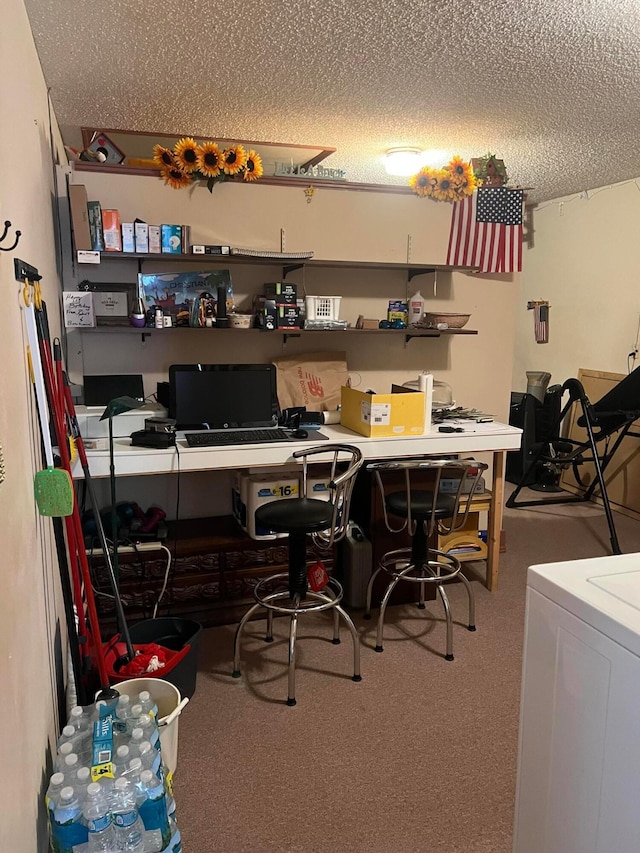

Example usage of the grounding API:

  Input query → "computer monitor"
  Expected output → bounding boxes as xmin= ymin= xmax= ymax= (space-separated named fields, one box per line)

xmin=168 ymin=364 xmax=280 ymax=430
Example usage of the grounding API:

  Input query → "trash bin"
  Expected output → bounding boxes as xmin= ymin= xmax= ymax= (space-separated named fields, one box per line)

xmin=115 ymin=677 xmax=185 ymax=775
xmin=126 ymin=617 xmax=202 ymax=700
xmin=526 ymin=371 xmax=551 ymax=404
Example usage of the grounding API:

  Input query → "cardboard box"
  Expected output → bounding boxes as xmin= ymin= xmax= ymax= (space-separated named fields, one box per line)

xmin=340 ymin=386 xmax=425 ymax=437
xmin=87 ymin=201 xmax=104 ymax=251
xmin=68 ymin=185 xmax=92 ymax=251
xmin=135 ymin=221 xmax=149 ymax=253
xmin=148 ymin=225 xmax=161 ymax=253
xmin=264 ymin=282 xmax=297 ymax=304
xmin=121 ymin=222 xmax=135 ymax=253
xmin=102 ymin=209 xmax=122 ymax=252
xmin=161 ymin=224 xmax=182 ymax=253
xmin=232 ymin=470 xmax=300 ymax=540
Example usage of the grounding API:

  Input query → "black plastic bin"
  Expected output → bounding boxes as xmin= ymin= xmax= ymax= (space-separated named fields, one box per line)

xmin=127 ymin=617 xmax=202 ymax=700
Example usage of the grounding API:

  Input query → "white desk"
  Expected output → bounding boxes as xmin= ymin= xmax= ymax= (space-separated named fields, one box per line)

xmin=77 ymin=421 xmax=521 ymax=591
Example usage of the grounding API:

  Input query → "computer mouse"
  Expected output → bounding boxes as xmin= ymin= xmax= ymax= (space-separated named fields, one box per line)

xmin=291 ymin=429 xmax=308 ymax=439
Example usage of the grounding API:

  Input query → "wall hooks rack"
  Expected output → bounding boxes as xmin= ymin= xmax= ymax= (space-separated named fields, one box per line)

xmin=0 ymin=221 xmax=22 ymax=252
xmin=14 ymin=258 xmax=41 ymax=283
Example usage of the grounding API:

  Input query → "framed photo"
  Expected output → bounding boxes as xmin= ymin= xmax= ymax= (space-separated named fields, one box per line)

xmin=81 ymin=281 xmax=137 ymax=325
xmin=138 ymin=270 xmax=233 ymax=327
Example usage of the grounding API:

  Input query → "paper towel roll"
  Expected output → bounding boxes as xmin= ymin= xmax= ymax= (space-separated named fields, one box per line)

xmin=418 ymin=372 xmax=433 ymax=433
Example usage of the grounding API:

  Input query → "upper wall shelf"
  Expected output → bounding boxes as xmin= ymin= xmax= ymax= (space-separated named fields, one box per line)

xmin=78 ymin=251 xmax=477 ymax=276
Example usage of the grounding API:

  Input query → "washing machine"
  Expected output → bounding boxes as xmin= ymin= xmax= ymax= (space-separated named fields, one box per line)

xmin=513 ymin=553 xmax=640 ymax=853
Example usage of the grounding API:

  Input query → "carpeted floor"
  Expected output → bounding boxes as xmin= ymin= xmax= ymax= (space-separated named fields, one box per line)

xmin=172 ymin=492 xmax=640 ymax=852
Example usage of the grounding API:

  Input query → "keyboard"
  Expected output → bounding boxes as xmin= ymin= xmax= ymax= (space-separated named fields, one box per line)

xmin=184 ymin=428 xmax=292 ymax=447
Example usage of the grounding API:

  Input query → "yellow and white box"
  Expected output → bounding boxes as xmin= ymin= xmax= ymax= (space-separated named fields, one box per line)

xmin=232 ymin=470 xmax=301 ymax=540
xmin=340 ymin=386 xmax=425 ymax=437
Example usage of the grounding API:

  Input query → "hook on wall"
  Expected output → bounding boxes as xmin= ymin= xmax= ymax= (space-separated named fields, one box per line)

xmin=0 ymin=221 xmax=22 ymax=252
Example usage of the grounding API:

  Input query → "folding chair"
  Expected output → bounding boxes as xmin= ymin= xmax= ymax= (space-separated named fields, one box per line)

xmin=506 ymin=366 xmax=640 ymax=555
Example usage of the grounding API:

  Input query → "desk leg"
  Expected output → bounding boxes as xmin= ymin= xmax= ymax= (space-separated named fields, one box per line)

xmin=486 ymin=451 xmax=505 ymax=592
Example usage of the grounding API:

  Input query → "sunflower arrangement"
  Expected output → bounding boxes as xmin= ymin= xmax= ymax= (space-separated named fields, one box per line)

xmin=153 ymin=137 xmax=263 ymax=192
xmin=409 ymin=156 xmax=476 ymax=202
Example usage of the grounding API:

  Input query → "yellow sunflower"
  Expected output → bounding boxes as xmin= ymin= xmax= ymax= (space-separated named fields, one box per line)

xmin=409 ymin=167 xmax=438 ymax=197
xmin=173 ymin=137 xmax=200 ymax=173
xmin=432 ymin=170 xmax=455 ymax=202
xmin=243 ymin=150 xmax=263 ymax=182
xmin=197 ymin=142 xmax=222 ymax=178
xmin=450 ymin=171 xmax=477 ymax=200
xmin=153 ymin=144 xmax=175 ymax=169
xmin=160 ymin=164 xmax=192 ymax=189
xmin=222 ymin=144 xmax=248 ymax=176
xmin=447 ymin=156 xmax=475 ymax=189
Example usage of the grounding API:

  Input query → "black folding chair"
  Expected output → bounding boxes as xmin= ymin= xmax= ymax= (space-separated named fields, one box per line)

xmin=506 ymin=367 xmax=640 ymax=555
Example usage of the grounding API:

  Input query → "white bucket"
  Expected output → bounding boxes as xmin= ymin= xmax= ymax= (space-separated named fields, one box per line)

xmin=114 ymin=677 xmax=188 ymax=775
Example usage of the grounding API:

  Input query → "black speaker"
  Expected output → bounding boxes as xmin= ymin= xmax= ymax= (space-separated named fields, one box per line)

xmin=506 ymin=392 xmax=538 ymax=485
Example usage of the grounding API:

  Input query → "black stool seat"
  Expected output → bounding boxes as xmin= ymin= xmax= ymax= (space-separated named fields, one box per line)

xmin=232 ymin=444 xmax=364 ymax=707
xmin=365 ymin=457 xmax=488 ymax=662
xmin=386 ymin=491 xmax=456 ymax=521
xmin=256 ymin=497 xmax=335 ymax=534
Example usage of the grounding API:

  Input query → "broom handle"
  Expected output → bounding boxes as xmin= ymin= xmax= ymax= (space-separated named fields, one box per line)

xmin=57 ymin=356 xmax=136 ymax=663
xmin=36 ymin=304 xmax=113 ymax=694
xmin=24 ymin=304 xmax=55 ymax=469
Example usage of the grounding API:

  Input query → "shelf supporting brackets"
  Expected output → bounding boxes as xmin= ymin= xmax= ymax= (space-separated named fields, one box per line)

xmin=407 ymin=267 xmax=436 ymax=282
xmin=283 ymin=263 xmax=304 ymax=279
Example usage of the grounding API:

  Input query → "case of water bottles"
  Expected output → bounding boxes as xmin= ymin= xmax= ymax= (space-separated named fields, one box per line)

xmin=46 ymin=689 xmax=182 ymax=852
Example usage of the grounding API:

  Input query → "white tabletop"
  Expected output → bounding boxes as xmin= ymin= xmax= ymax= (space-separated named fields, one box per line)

xmin=74 ymin=421 xmax=522 ymax=479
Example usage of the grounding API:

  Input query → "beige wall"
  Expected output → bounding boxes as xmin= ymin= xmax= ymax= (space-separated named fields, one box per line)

xmin=514 ymin=178 xmax=640 ymax=390
xmin=70 ymin=171 xmax=519 ymax=422
xmin=0 ymin=2 xmax=67 ymax=850
xmin=68 ymin=172 xmax=519 ymax=513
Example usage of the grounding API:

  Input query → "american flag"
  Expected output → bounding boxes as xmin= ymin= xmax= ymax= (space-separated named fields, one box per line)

xmin=534 ymin=302 xmax=549 ymax=343
xmin=446 ymin=186 xmax=524 ymax=273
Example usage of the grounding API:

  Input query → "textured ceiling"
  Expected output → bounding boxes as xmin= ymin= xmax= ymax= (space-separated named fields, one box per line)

xmin=24 ymin=0 xmax=640 ymax=202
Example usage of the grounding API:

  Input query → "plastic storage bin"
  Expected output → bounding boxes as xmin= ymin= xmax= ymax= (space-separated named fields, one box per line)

xmin=305 ymin=295 xmax=342 ymax=321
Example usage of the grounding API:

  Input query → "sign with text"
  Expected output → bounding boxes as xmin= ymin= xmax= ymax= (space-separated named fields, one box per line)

xmin=63 ymin=291 xmax=95 ymax=327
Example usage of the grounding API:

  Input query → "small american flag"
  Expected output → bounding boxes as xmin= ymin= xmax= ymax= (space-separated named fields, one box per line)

xmin=534 ymin=303 xmax=549 ymax=343
xmin=446 ymin=187 xmax=524 ymax=273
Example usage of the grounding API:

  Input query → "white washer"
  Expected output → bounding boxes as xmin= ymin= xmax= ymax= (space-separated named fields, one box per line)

xmin=513 ymin=553 xmax=640 ymax=853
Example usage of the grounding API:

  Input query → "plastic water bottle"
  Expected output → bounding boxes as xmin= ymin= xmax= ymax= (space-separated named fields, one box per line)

xmin=138 ymin=768 xmax=171 ymax=848
xmin=136 ymin=711 xmax=160 ymax=750
xmin=138 ymin=690 xmax=158 ymax=721
xmin=129 ymin=726 xmax=144 ymax=751
xmin=83 ymin=781 xmax=117 ymax=852
xmin=69 ymin=704 xmax=90 ymax=732
xmin=52 ymin=785 xmax=88 ymax=853
xmin=63 ymin=753 xmax=80 ymax=782
xmin=137 ymin=740 xmax=162 ymax=777
xmin=57 ymin=724 xmax=79 ymax=749
xmin=75 ymin=766 xmax=91 ymax=793
xmin=114 ymin=744 xmax=132 ymax=777
xmin=112 ymin=777 xmax=145 ymax=851
xmin=45 ymin=771 xmax=66 ymax=824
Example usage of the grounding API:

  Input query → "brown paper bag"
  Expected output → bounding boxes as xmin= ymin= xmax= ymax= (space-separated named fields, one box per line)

xmin=273 ymin=351 xmax=349 ymax=412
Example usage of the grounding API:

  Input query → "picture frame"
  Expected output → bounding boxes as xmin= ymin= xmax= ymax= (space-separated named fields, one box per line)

xmin=80 ymin=281 xmax=137 ymax=325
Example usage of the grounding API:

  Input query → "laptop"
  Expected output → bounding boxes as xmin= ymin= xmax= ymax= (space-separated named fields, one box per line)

xmin=168 ymin=363 xmax=293 ymax=447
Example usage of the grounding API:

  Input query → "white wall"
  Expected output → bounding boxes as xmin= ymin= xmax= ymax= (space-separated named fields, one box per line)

xmin=514 ymin=178 xmax=640 ymax=390
xmin=0 ymin=2 xmax=67 ymax=850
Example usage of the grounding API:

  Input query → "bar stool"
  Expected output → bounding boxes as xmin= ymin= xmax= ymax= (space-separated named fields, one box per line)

xmin=364 ymin=458 xmax=488 ymax=661
xmin=232 ymin=444 xmax=364 ymax=705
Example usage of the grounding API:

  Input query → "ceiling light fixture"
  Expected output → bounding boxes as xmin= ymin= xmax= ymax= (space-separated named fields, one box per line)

xmin=383 ymin=147 xmax=423 ymax=177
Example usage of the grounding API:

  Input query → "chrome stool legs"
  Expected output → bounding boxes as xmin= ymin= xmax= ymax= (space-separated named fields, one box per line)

xmin=363 ymin=547 xmax=475 ymax=661
xmin=232 ymin=574 xmax=361 ymax=707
